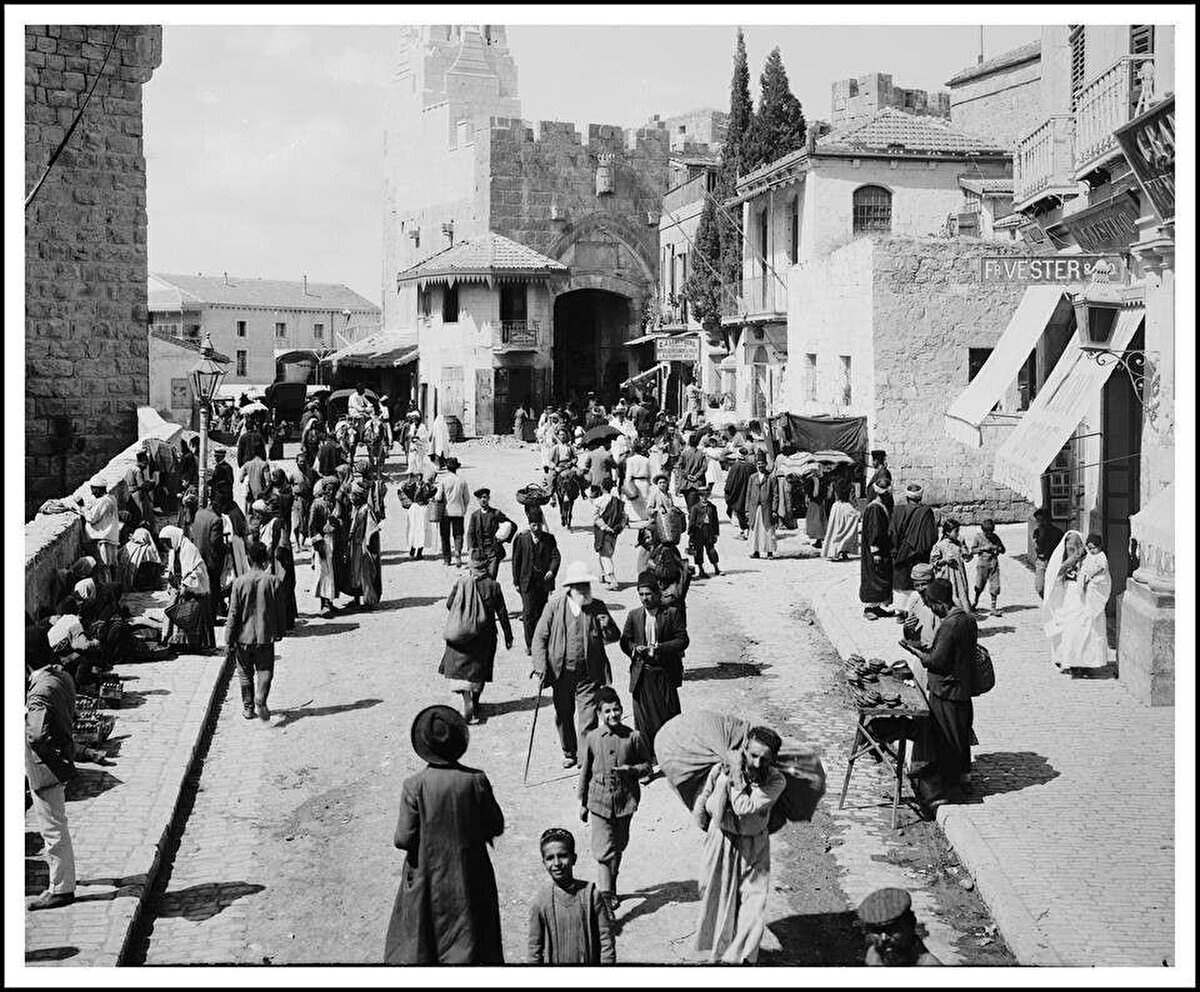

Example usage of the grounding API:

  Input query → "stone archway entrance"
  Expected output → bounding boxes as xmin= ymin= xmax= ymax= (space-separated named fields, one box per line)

xmin=552 ymin=288 xmax=633 ymax=404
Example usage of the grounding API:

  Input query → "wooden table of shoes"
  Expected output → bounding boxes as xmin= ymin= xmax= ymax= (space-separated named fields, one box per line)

xmin=837 ymin=672 xmax=930 ymax=829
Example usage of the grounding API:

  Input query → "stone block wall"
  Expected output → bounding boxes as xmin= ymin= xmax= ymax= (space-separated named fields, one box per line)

xmin=948 ymin=57 xmax=1043 ymax=148
xmin=25 ymin=24 xmax=162 ymax=519
xmin=870 ymin=236 xmax=1033 ymax=522
xmin=487 ymin=118 xmax=670 ymax=272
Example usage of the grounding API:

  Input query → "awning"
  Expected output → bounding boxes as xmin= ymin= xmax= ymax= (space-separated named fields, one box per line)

xmin=620 ymin=362 xmax=669 ymax=389
xmin=624 ymin=332 xmax=665 ymax=347
xmin=993 ymin=307 xmax=1145 ymax=503
xmin=325 ymin=331 xmax=419 ymax=369
xmin=944 ymin=286 xmax=1070 ymax=446
xmin=718 ymin=353 xmax=739 ymax=371
xmin=1130 ymin=482 xmax=1175 ymax=577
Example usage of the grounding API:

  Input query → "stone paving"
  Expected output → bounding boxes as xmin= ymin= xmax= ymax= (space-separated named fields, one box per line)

xmin=134 ymin=442 xmax=1009 ymax=966
xmin=24 ymin=642 xmax=227 ymax=966
xmin=802 ymin=523 xmax=1175 ymax=967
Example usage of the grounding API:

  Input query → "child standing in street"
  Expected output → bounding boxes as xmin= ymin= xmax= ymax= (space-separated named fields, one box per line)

xmin=578 ymin=686 xmax=652 ymax=913
xmin=686 ymin=483 xmax=721 ymax=577
xmin=969 ymin=519 xmax=1007 ymax=614
xmin=527 ymin=827 xmax=616 ymax=964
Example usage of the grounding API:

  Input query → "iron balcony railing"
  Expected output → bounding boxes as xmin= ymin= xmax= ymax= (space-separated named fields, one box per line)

xmin=1074 ymin=54 xmax=1155 ymax=179
xmin=1014 ymin=115 xmax=1078 ymax=211
xmin=498 ymin=318 xmax=540 ymax=348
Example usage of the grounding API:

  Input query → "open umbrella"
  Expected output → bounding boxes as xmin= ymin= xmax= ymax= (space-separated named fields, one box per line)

xmin=582 ymin=423 xmax=620 ymax=446
xmin=239 ymin=400 xmax=268 ymax=414
xmin=812 ymin=449 xmax=856 ymax=466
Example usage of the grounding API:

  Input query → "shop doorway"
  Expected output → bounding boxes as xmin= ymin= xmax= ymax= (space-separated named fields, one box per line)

xmin=494 ymin=366 xmax=533 ymax=437
xmin=552 ymin=289 xmax=632 ymax=405
xmin=1100 ymin=323 xmax=1144 ymax=621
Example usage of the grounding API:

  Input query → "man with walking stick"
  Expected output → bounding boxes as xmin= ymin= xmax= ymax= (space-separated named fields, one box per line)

xmin=529 ymin=562 xmax=621 ymax=769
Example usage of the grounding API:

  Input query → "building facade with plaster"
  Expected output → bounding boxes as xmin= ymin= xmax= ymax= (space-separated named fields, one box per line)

xmin=944 ymin=23 xmax=1175 ymax=703
xmin=147 ymin=273 xmax=380 ymax=394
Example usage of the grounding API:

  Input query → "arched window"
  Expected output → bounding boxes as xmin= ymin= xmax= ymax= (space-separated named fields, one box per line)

xmin=852 ymin=185 xmax=892 ymax=235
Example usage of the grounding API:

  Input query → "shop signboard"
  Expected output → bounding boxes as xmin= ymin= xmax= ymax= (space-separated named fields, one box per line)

xmin=655 ymin=334 xmax=701 ymax=363
xmin=979 ymin=255 xmax=1126 ymax=284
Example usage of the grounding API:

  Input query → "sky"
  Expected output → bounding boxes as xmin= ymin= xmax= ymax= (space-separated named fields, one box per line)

xmin=143 ymin=23 xmax=1043 ymax=307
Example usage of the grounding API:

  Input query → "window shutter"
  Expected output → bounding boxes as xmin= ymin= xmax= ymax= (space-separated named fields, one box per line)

xmin=1130 ymin=25 xmax=1154 ymax=56
xmin=1069 ymin=25 xmax=1086 ymax=111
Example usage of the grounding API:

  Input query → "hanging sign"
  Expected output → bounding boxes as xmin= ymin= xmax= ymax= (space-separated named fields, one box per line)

xmin=655 ymin=334 xmax=701 ymax=363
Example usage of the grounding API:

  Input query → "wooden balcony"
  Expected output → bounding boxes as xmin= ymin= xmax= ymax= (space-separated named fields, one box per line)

xmin=1014 ymin=115 xmax=1081 ymax=213
xmin=719 ymin=273 xmax=789 ymax=322
xmin=1075 ymin=55 xmax=1155 ymax=181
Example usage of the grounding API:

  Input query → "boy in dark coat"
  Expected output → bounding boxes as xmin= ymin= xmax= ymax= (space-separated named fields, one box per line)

xmin=686 ymin=483 xmax=721 ymax=577
xmin=578 ymin=687 xmax=652 ymax=912
xmin=510 ymin=506 xmax=561 ymax=654
xmin=385 ymin=706 xmax=505 ymax=964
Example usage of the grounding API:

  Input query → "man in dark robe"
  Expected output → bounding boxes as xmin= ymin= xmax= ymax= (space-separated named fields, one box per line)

xmin=867 ymin=450 xmax=893 ymax=511
xmin=722 ymin=447 xmax=754 ymax=539
xmin=466 ymin=487 xmax=512 ymax=580
xmin=889 ymin=482 xmax=938 ymax=619
xmin=859 ymin=479 xmax=894 ymax=620
xmin=511 ymin=506 xmax=561 ymax=654
xmin=210 ymin=448 xmax=234 ymax=497
xmin=236 ymin=421 xmax=267 ymax=467
xmin=619 ymin=571 xmax=690 ymax=768
xmin=189 ymin=496 xmax=226 ymax=614
xmin=384 ymin=706 xmax=505 ymax=964
xmin=316 ymin=431 xmax=343 ymax=478
xmin=900 ymin=579 xmax=977 ymax=810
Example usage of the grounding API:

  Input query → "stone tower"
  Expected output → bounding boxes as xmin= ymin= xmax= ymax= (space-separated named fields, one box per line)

xmin=381 ymin=25 xmax=521 ymax=338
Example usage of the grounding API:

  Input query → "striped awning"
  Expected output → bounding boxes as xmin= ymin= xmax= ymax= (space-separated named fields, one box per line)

xmin=993 ymin=307 xmax=1144 ymax=503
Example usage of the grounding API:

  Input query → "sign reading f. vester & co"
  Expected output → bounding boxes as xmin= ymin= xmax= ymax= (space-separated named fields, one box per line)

xmin=980 ymin=255 xmax=1125 ymax=284
xmin=655 ymin=334 xmax=701 ymax=363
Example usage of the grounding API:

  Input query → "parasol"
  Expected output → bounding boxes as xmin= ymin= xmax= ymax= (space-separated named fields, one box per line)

xmin=655 ymin=710 xmax=827 ymax=832
xmin=582 ymin=424 xmax=620 ymax=446
xmin=812 ymin=450 xmax=856 ymax=466
xmin=328 ymin=388 xmax=379 ymax=405
xmin=239 ymin=401 xmax=268 ymax=414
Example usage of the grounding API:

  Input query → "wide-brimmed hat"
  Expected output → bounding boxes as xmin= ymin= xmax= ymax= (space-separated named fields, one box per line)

xmin=410 ymin=705 xmax=469 ymax=766
xmin=473 ymin=487 xmax=491 ymax=498
xmin=560 ymin=560 xmax=599 ymax=587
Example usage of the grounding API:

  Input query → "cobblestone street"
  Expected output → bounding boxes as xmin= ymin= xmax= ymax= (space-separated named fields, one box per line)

xmin=120 ymin=441 xmax=1006 ymax=965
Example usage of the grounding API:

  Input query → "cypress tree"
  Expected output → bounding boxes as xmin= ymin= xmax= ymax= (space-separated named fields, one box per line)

xmin=743 ymin=47 xmax=807 ymax=172
xmin=680 ymin=193 xmax=724 ymax=345
xmin=717 ymin=28 xmax=754 ymax=292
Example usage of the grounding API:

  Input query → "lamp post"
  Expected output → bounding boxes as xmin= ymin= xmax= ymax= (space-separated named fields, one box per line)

xmin=191 ymin=331 xmax=228 ymax=507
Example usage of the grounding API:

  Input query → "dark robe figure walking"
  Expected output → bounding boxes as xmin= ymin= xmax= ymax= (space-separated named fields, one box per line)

xmin=511 ymin=507 xmax=561 ymax=653
xmin=440 ymin=551 xmax=513 ymax=723
xmin=722 ymin=448 xmax=754 ymax=538
xmin=384 ymin=706 xmax=505 ymax=965
xmin=619 ymin=571 xmax=690 ymax=765
xmin=860 ymin=479 xmax=894 ymax=619
xmin=888 ymin=482 xmax=937 ymax=617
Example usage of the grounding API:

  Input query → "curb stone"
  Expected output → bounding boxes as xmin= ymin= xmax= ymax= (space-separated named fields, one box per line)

xmin=804 ymin=570 xmax=1063 ymax=967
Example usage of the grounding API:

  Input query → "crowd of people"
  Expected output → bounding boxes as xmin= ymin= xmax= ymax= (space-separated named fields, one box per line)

xmin=27 ymin=380 xmax=1109 ymax=967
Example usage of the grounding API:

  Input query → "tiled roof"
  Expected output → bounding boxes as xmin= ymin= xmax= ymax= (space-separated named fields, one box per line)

xmin=397 ymin=232 xmax=568 ymax=283
xmin=816 ymin=107 xmax=1009 ymax=156
xmin=959 ymin=176 xmax=1015 ymax=195
xmin=149 ymin=326 xmax=231 ymax=362
xmin=947 ymin=41 xmax=1041 ymax=86
xmin=149 ymin=273 xmax=379 ymax=313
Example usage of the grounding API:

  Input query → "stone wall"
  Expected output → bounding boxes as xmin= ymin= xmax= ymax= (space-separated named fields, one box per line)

xmin=24 ymin=408 xmax=181 ymax=622
xmin=871 ymin=236 xmax=1033 ymax=521
xmin=25 ymin=24 xmax=162 ymax=519
xmin=487 ymin=118 xmax=670 ymax=272
xmin=948 ymin=57 xmax=1042 ymax=148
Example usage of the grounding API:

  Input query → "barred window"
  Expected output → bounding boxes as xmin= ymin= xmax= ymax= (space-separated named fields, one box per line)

xmin=852 ymin=185 xmax=891 ymax=235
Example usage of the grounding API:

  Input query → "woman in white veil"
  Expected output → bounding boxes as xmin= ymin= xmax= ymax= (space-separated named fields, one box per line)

xmin=1042 ymin=530 xmax=1112 ymax=675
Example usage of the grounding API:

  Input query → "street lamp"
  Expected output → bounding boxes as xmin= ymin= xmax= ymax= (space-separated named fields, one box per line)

xmin=191 ymin=331 xmax=228 ymax=506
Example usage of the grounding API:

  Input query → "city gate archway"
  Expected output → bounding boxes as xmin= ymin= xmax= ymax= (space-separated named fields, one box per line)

xmin=552 ymin=288 xmax=632 ymax=404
